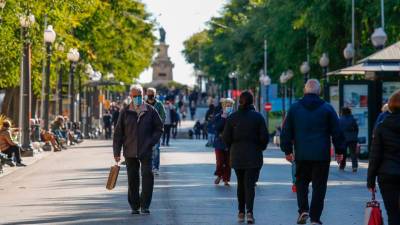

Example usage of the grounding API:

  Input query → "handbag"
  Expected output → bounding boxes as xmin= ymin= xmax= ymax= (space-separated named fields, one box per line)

xmin=364 ymin=191 xmax=384 ymax=225
xmin=106 ymin=164 xmax=120 ymax=190
xmin=273 ymin=135 xmax=280 ymax=145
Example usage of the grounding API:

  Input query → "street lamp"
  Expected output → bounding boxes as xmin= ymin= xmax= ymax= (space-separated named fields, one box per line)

xmin=343 ymin=43 xmax=355 ymax=66
xmin=43 ymin=25 xmax=56 ymax=131
xmin=371 ymin=28 xmax=387 ymax=49
xmin=259 ymin=69 xmax=271 ymax=126
xmin=67 ymin=48 xmax=80 ymax=123
xmin=279 ymin=72 xmax=290 ymax=119
xmin=55 ymin=42 xmax=65 ymax=115
xmin=19 ymin=13 xmax=35 ymax=153
xmin=300 ymin=61 xmax=310 ymax=84
xmin=319 ymin=53 xmax=330 ymax=100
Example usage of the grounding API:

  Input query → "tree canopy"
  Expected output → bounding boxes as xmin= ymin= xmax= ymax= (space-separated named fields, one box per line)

xmin=183 ymin=0 xmax=400 ymax=94
xmin=0 ymin=0 xmax=156 ymax=96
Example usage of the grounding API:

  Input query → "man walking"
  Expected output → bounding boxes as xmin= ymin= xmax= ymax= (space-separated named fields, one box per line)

xmin=280 ymin=79 xmax=345 ymax=225
xmin=145 ymin=87 xmax=166 ymax=175
xmin=113 ymin=85 xmax=163 ymax=214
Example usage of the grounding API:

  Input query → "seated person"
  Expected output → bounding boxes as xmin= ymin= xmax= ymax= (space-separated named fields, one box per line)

xmin=40 ymin=130 xmax=61 ymax=152
xmin=0 ymin=120 xmax=26 ymax=167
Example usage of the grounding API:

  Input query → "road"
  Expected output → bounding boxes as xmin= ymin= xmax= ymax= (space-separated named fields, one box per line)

xmin=0 ymin=139 xmax=381 ymax=225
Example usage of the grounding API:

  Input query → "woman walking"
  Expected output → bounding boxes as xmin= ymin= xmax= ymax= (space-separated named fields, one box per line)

xmin=367 ymin=90 xmax=400 ymax=225
xmin=213 ymin=98 xmax=234 ymax=186
xmin=339 ymin=107 xmax=359 ymax=172
xmin=223 ymin=91 xmax=269 ymax=224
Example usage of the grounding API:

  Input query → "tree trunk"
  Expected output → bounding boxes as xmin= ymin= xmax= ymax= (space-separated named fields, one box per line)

xmin=1 ymin=88 xmax=20 ymax=125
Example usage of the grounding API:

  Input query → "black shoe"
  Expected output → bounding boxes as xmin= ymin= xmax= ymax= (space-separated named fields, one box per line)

xmin=131 ymin=209 xmax=140 ymax=215
xmin=5 ymin=160 xmax=15 ymax=167
xmin=16 ymin=162 xmax=27 ymax=167
xmin=141 ymin=208 xmax=150 ymax=214
xmin=246 ymin=212 xmax=255 ymax=224
xmin=297 ymin=212 xmax=309 ymax=224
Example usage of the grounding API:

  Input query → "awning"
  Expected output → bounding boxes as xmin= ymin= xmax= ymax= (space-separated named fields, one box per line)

xmin=328 ymin=62 xmax=400 ymax=76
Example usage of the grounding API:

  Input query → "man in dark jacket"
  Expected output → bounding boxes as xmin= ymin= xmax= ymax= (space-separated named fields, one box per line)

xmin=280 ymin=79 xmax=345 ymax=225
xmin=113 ymin=84 xmax=163 ymax=214
xmin=102 ymin=111 xmax=112 ymax=139
xmin=339 ymin=107 xmax=359 ymax=172
xmin=223 ymin=91 xmax=269 ymax=224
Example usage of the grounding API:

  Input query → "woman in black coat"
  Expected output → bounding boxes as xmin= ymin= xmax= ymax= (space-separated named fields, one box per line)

xmin=367 ymin=90 xmax=400 ymax=225
xmin=223 ymin=91 xmax=269 ymax=224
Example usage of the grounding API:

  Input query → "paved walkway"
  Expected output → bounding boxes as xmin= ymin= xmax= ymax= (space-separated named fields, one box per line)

xmin=0 ymin=139 xmax=382 ymax=225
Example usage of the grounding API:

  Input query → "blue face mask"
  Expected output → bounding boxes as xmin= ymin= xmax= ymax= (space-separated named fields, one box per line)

xmin=224 ymin=107 xmax=233 ymax=115
xmin=132 ymin=96 xmax=143 ymax=106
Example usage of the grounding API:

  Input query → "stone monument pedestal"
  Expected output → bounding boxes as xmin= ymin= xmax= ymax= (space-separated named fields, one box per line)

xmin=150 ymin=43 xmax=174 ymax=86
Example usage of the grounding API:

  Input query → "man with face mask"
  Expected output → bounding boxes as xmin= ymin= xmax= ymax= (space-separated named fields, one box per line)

xmin=145 ymin=87 xmax=166 ymax=175
xmin=113 ymin=84 xmax=163 ymax=215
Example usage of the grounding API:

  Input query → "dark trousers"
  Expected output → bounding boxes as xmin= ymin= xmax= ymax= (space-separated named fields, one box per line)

xmin=234 ymin=168 xmax=260 ymax=213
xmin=214 ymin=150 xmax=231 ymax=182
xmin=126 ymin=157 xmax=154 ymax=210
xmin=3 ymin=146 xmax=22 ymax=163
xmin=172 ymin=124 xmax=177 ymax=139
xmin=296 ymin=161 xmax=330 ymax=223
xmin=162 ymin=124 xmax=171 ymax=145
xmin=339 ymin=142 xmax=358 ymax=169
xmin=378 ymin=176 xmax=400 ymax=225
xmin=104 ymin=125 xmax=112 ymax=139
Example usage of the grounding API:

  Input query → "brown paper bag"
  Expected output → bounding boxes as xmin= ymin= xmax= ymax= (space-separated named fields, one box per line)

xmin=106 ymin=164 xmax=120 ymax=190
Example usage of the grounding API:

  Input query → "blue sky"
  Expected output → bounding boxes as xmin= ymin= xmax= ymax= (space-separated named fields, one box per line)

xmin=139 ymin=0 xmax=226 ymax=86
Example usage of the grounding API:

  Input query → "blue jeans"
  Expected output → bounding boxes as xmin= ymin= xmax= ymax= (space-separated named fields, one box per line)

xmin=152 ymin=142 xmax=161 ymax=170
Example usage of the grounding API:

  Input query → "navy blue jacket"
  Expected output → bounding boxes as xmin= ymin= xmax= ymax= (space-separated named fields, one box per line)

xmin=213 ymin=113 xmax=227 ymax=150
xmin=280 ymin=94 xmax=345 ymax=161
xmin=339 ymin=115 xmax=359 ymax=143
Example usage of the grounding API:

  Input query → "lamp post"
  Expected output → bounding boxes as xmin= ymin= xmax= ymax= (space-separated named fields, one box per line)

xmin=343 ymin=43 xmax=355 ymax=66
xmin=43 ymin=25 xmax=56 ymax=131
xmin=371 ymin=28 xmax=387 ymax=50
xmin=19 ymin=13 xmax=35 ymax=153
xmin=106 ymin=72 xmax=115 ymax=101
xmin=259 ymin=70 xmax=271 ymax=127
xmin=67 ymin=48 xmax=80 ymax=123
xmin=319 ymin=53 xmax=330 ymax=100
xmin=286 ymin=70 xmax=294 ymax=105
xmin=84 ymin=64 xmax=94 ymax=137
xmin=300 ymin=61 xmax=310 ymax=84
xmin=279 ymin=72 xmax=289 ymax=119
xmin=55 ymin=42 xmax=65 ymax=115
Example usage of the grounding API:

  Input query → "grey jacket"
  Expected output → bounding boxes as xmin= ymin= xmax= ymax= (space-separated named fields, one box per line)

xmin=113 ymin=103 xmax=163 ymax=159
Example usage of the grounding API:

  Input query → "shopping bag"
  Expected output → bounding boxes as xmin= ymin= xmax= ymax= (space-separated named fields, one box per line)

xmin=106 ymin=164 xmax=120 ymax=190
xmin=364 ymin=191 xmax=384 ymax=225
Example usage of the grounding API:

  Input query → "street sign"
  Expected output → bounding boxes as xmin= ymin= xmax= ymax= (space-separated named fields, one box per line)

xmin=264 ymin=102 xmax=272 ymax=112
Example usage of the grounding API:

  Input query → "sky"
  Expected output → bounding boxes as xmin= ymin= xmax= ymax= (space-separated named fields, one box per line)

xmin=139 ymin=0 xmax=226 ymax=86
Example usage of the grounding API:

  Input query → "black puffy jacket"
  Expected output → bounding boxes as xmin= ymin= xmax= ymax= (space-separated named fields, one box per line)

xmin=367 ymin=112 xmax=400 ymax=188
xmin=223 ymin=105 xmax=269 ymax=169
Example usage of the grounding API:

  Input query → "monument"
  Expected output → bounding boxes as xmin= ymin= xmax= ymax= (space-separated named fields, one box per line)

xmin=151 ymin=27 xmax=174 ymax=86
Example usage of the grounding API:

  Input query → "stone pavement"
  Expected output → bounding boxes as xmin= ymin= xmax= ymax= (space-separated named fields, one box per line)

xmin=0 ymin=139 xmax=383 ymax=225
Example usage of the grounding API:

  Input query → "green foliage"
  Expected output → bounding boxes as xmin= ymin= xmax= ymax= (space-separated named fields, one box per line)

xmin=0 ymin=0 xmax=155 ymax=96
xmin=183 ymin=0 xmax=400 ymax=96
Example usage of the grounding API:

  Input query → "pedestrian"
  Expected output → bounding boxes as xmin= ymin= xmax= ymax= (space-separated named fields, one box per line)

xmin=0 ymin=120 xmax=26 ymax=167
xmin=193 ymin=120 xmax=201 ymax=139
xmin=367 ymin=90 xmax=400 ymax=225
xmin=374 ymin=103 xmax=390 ymax=129
xmin=339 ymin=107 xmax=359 ymax=172
xmin=146 ymin=87 xmax=166 ymax=175
xmin=113 ymin=84 xmax=163 ymax=215
xmin=162 ymin=100 xmax=173 ymax=146
xmin=213 ymin=98 xmax=234 ymax=186
xmin=223 ymin=91 xmax=269 ymax=224
xmin=111 ymin=104 xmax=120 ymax=128
xmin=102 ymin=111 xmax=112 ymax=139
xmin=280 ymin=79 xmax=345 ymax=225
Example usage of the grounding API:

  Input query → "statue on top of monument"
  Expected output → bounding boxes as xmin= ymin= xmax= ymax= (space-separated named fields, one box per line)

xmin=159 ymin=27 xmax=166 ymax=43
